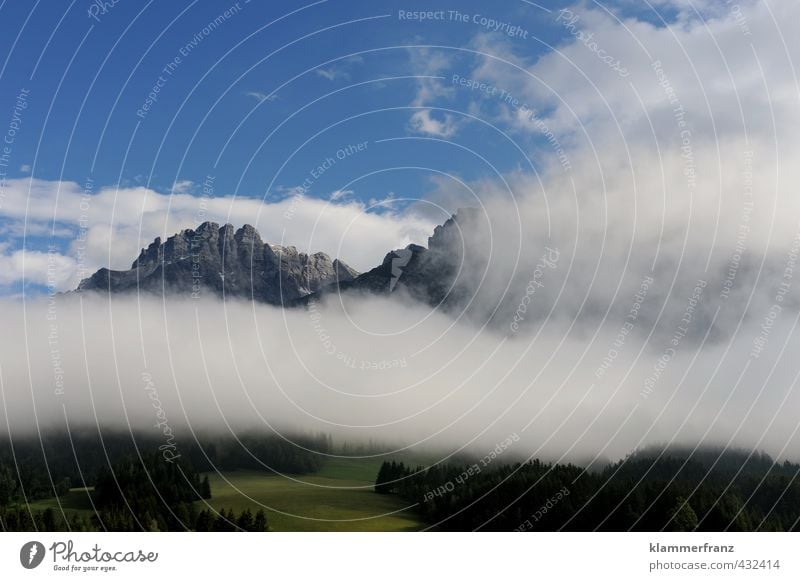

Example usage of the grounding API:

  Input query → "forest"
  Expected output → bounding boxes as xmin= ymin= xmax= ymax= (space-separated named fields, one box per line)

xmin=4 ymin=431 xmax=798 ymax=532
xmin=0 ymin=429 xmax=329 ymax=531
xmin=374 ymin=447 xmax=800 ymax=531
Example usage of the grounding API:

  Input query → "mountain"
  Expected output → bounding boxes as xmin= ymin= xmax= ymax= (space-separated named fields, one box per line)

xmin=76 ymin=209 xmax=488 ymax=308
xmin=76 ymin=222 xmax=359 ymax=304
xmin=310 ymin=207 xmax=488 ymax=307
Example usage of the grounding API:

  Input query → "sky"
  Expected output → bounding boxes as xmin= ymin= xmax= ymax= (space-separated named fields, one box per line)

xmin=3 ymin=1 xmax=800 ymax=461
xmin=0 ymin=0 xmax=781 ymax=295
xmin=0 ymin=0 xmax=557 ymax=294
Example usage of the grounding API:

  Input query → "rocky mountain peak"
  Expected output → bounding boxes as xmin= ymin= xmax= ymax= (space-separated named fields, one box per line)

xmin=77 ymin=209 xmax=487 ymax=309
xmin=428 ymin=207 xmax=484 ymax=252
xmin=79 ymin=222 xmax=359 ymax=304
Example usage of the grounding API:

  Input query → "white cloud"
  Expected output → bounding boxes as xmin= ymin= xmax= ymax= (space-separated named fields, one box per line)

xmin=329 ymin=189 xmax=353 ymax=201
xmin=455 ymin=0 xmax=800 ymax=256
xmin=3 ymin=1 xmax=800 ymax=463
xmin=171 ymin=180 xmax=194 ymax=194
xmin=0 ymin=178 xmax=439 ymax=291
xmin=405 ymin=47 xmax=463 ymax=138
xmin=0 ymin=248 xmax=76 ymax=288
xmin=367 ymin=192 xmax=397 ymax=208
xmin=314 ymin=55 xmax=364 ymax=82
xmin=315 ymin=67 xmax=346 ymax=81
xmin=2 ymin=291 xmax=800 ymax=460
xmin=469 ymin=0 xmax=787 ymax=148
xmin=245 ymin=90 xmax=278 ymax=103
xmin=390 ymin=0 xmax=800 ymax=389
xmin=407 ymin=47 xmax=455 ymax=106
xmin=0 ymin=220 xmax=73 ymax=238
xmin=408 ymin=109 xmax=459 ymax=138
xmin=614 ymin=0 xmax=732 ymax=25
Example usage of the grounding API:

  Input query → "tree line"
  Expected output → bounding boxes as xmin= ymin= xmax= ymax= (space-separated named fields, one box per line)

xmin=0 ymin=429 xmax=330 ymax=504
xmin=375 ymin=447 xmax=800 ymax=531
xmin=0 ymin=450 xmax=269 ymax=532
xmin=0 ymin=429 xmax=334 ymax=532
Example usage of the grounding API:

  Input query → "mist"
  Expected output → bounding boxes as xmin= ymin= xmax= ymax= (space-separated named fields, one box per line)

xmin=3 ymin=0 xmax=800 ymax=466
xmin=2 ymin=272 xmax=799 ymax=464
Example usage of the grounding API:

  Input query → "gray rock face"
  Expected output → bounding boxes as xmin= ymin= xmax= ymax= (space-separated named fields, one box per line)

xmin=77 ymin=222 xmax=358 ymax=304
xmin=400 ymin=207 xmax=488 ymax=306
xmin=76 ymin=210 xmax=487 ymax=310
xmin=312 ymin=208 xmax=488 ymax=309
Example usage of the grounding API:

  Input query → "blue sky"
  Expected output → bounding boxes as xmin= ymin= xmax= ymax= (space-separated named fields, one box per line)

xmin=0 ymin=0 xmax=783 ymax=296
xmin=0 ymin=0 xmax=567 ymax=199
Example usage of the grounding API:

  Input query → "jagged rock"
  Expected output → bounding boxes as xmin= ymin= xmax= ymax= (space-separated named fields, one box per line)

xmin=77 ymin=209 xmax=489 ymax=310
xmin=324 ymin=243 xmax=429 ymax=296
xmin=77 ymin=222 xmax=359 ymax=304
xmin=307 ymin=208 xmax=488 ymax=308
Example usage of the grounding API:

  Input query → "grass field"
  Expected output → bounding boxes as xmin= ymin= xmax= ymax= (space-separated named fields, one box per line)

xmin=201 ymin=456 xmax=424 ymax=531
xmin=21 ymin=456 xmax=425 ymax=531
xmin=26 ymin=486 xmax=96 ymax=525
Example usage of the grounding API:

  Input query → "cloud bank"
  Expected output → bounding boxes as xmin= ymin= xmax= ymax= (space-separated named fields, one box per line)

xmin=0 ymin=177 xmax=439 ymax=290
xmin=2 ymin=0 xmax=800 ymax=463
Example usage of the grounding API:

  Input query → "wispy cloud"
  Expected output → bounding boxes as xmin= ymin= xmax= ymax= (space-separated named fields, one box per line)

xmin=329 ymin=189 xmax=353 ymax=201
xmin=366 ymin=192 xmax=398 ymax=210
xmin=171 ymin=179 xmax=194 ymax=194
xmin=408 ymin=109 xmax=459 ymax=138
xmin=245 ymin=90 xmax=278 ymax=103
xmin=314 ymin=55 xmax=364 ymax=82
xmin=315 ymin=67 xmax=346 ymax=81
xmin=0 ymin=248 xmax=75 ymax=288
xmin=405 ymin=47 xmax=462 ymax=138
xmin=408 ymin=48 xmax=455 ymax=107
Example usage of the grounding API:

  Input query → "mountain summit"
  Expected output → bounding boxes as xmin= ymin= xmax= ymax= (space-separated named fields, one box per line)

xmin=76 ymin=209 xmax=488 ymax=308
xmin=76 ymin=222 xmax=359 ymax=304
xmin=320 ymin=207 xmax=488 ymax=307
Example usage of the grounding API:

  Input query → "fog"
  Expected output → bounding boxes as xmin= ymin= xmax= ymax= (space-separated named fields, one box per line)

xmin=3 ymin=0 xmax=800 ymax=464
xmin=6 ymin=135 xmax=800 ymax=463
xmin=5 ymin=125 xmax=800 ymax=466
xmin=2 ymin=271 xmax=799 ymax=463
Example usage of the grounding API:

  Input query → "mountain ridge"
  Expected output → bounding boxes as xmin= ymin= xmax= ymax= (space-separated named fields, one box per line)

xmin=75 ymin=209 xmax=485 ymax=306
xmin=76 ymin=221 xmax=360 ymax=304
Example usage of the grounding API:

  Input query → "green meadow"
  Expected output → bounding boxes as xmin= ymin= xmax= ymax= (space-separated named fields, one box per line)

xmin=201 ymin=456 xmax=424 ymax=531
xmin=24 ymin=457 xmax=424 ymax=531
xmin=28 ymin=487 xmax=94 ymax=516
